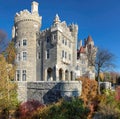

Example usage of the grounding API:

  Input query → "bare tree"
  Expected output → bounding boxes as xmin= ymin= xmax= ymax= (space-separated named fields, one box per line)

xmin=87 ymin=48 xmax=115 ymax=94
xmin=0 ymin=29 xmax=8 ymax=52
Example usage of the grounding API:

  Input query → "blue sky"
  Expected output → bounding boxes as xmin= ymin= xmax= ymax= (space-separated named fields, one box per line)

xmin=0 ymin=0 xmax=120 ymax=72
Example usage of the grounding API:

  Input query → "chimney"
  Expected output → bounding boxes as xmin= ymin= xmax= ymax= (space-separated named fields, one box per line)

xmin=31 ymin=1 xmax=39 ymax=14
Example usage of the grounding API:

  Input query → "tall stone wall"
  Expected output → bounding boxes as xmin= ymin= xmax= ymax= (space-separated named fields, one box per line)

xmin=17 ymin=81 xmax=82 ymax=104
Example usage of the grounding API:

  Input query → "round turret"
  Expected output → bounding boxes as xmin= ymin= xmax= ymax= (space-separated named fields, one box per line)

xmin=14 ymin=1 xmax=42 ymax=82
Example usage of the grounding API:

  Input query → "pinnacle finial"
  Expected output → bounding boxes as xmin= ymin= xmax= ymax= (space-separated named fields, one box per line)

xmin=53 ymin=14 xmax=61 ymax=24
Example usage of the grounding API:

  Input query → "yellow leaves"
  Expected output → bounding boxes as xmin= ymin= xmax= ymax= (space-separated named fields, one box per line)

xmin=0 ymin=53 xmax=17 ymax=109
xmin=99 ymin=73 xmax=104 ymax=81
xmin=8 ymin=65 xmax=16 ymax=81
xmin=6 ymin=42 xmax=16 ymax=64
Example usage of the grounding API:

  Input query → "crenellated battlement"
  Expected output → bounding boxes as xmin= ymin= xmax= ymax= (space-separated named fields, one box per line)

xmin=15 ymin=9 xmax=42 ymax=24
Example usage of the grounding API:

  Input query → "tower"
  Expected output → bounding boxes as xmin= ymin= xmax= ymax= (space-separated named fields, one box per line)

xmin=13 ymin=1 xmax=42 ymax=81
xmin=69 ymin=24 xmax=78 ymax=69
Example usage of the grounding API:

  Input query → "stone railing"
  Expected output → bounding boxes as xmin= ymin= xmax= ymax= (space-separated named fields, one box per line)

xmin=17 ymin=81 xmax=82 ymax=104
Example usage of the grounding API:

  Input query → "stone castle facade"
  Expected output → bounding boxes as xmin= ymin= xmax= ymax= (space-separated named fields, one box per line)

xmin=12 ymin=1 xmax=96 ymax=82
xmin=76 ymin=36 xmax=97 ymax=79
xmin=11 ymin=1 xmax=96 ymax=103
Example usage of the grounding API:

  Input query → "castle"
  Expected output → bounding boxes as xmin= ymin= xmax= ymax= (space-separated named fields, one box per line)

xmin=12 ymin=1 xmax=96 ymax=103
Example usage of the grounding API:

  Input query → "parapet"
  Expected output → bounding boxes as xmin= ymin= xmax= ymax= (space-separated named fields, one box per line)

xmin=14 ymin=1 xmax=42 ymax=24
xmin=15 ymin=9 xmax=42 ymax=24
xmin=68 ymin=23 xmax=78 ymax=32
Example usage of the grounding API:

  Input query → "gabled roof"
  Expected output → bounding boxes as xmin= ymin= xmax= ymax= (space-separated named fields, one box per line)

xmin=79 ymin=46 xmax=86 ymax=53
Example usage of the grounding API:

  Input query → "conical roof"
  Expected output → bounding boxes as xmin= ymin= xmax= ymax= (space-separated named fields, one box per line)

xmin=87 ymin=35 xmax=93 ymax=42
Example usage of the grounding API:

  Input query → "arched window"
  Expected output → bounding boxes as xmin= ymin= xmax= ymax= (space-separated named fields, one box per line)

xmin=70 ymin=71 xmax=73 ymax=81
xmin=59 ymin=68 xmax=63 ymax=80
xmin=65 ymin=70 xmax=69 ymax=81
xmin=47 ymin=68 xmax=53 ymax=81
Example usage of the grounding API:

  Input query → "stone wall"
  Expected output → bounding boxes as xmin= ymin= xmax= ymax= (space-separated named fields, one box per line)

xmin=17 ymin=81 xmax=82 ymax=104
xmin=99 ymin=81 xmax=112 ymax=90
xmin=17 ymin=82 xmax=27 ymax=102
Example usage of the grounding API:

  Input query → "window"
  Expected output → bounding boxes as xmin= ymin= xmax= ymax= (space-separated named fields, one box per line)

xmin=62 ymin=50 xmax=64 ymax=58
xmin=69 ymin=42 xmax=71 ymax=48
xmin=17 ymin=53 xmax=20 ymax=61
xmin=69 ymin=54 xmax=71 ymax=60
xmin=76 ymin=65 xmax=79 ymax=70
xmin=82 ymin=68 xmax=86 ymax=74
xmin=47 ymin=36 xmax=50 ymax=43
xmin=65 ymin=52 xmax=67 ymax=59
xmin=53 ymin=34 xmax=57 ymax=40
xmin=62 ymin=38 xmax=64 ymax=44
xmin=38 ymin=52 xmax=40 ymax=59
xmin=46 ymin=49 xmax=49 ymax=59
xmin=16 ymin=70 xmax=20 ymax=81
xmin=23 ymin=52 xmax=27 ymax=61
xmin=18 ymin=41 xmax=20 ymax=47
xmin=65 ymin=40 xmax=67 ymax=45
xmin=82 ymin=60 xmax=85 ymax=64
xmin=23 ymin=39 xmax=27 ymax=46
xmin=22 ymin=70 xmax=26 ymax=81
xmin=38 ymin=40 xmax=40 ymax=46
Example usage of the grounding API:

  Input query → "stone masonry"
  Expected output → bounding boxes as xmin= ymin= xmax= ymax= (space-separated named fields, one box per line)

xmin=12 ymin=1 xmax=96 ymax=103
xmin=17 ymin=81 xmax=82 ymax=104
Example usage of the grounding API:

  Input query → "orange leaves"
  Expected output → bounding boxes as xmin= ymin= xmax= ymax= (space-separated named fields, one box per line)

xmin=78 ymin=77 xmax=98 ymax=104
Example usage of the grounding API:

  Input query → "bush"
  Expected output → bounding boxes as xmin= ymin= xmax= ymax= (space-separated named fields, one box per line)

xmin=94 ymin=104 xmax=120 ymax=119
xmin=32 ymin=97 xmax=90 ymax=119
xmin=15 ymin=100 xmax=45 ymax=119
xmin=93 ymin=90 xmax=120 ymax=119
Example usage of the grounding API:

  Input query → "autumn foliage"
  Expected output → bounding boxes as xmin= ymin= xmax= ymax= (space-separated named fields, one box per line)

xmin=6 ymin=42 xmax=16 ymax=64
xmin=115 ymin=86 xmax=120 ymax=101
xmin=0 ymin=54 xmax=18 ymax=110
xmin=15 ymin=100 xmax=45 ymax=119
xmin=32 ymin=98 xmax=89 ymax=119
xmin=78 ymin=77 xmax=98 ymax=105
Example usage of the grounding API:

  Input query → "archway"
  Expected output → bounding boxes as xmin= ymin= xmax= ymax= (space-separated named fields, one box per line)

xmin=47 ymin=68 xmax=53 ymax=81
xmin=59 ymin=68 xmax=63 ymax=81
xmin=65 ymin=70 xmax=69 ymax=81
xmin=70 ymin=71 xmax=73 ymax=81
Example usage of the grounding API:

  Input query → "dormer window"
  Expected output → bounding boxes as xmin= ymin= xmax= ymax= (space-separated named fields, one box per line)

xmin=23 ymin=39 xmax=27 ymax=46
